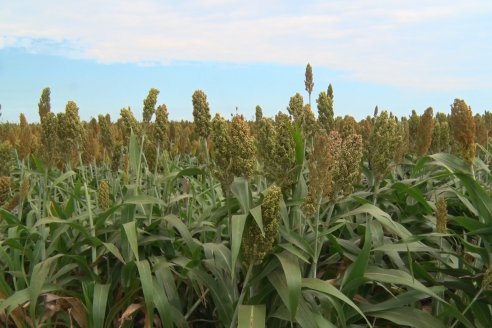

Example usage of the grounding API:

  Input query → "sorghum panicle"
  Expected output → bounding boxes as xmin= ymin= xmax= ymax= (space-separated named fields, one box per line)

xmin=450 ymin=99 xmax=476 ymax=164
xmin=368 ymin=111 xmax=402 ymax=183
xmin=155 ymin=104 xmax=169 ymax=149
xmin=98 ymin=180 xmax=110 ymax=210
xmin=230 ymin=115 xmax=256 ymax=180
xmin=0 ymin=176 xmax=11 ymax=204
xmin=483 ymin=267 xmax=492 ymax=290
xmin=416 ymin=107 xmax=434 ymax=156
xmin=211 ymin=113 xmax=232 ymax=191
xmin=242 ymin=185 xmax=282 ymax=265
xmin=436 ymin=196 xmax=448 ymax=233
xmin=192 ymin=90 xmax=212 ymax=139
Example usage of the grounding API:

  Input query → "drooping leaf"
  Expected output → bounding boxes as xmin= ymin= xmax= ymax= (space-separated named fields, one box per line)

xmin=303 ymin=278 xmax=371 ymax=327
xmin=122 ymin=221 xmax=139 ymax=262
xmin=369 ymin=307 xmax=445 ymax=328
xmin=92 ymin=283 xmax=110 ymax=328
xmin=275 ymin=251 xmax=301 ymax=320
xmin=364 ymin=266 xmax=444 ymax=301
xmin=136 ymin=260 xmax=154 ymax=325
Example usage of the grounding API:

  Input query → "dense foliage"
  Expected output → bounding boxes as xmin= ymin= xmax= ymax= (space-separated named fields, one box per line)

xmin=1 ymin=85 xmax=492 ymax=327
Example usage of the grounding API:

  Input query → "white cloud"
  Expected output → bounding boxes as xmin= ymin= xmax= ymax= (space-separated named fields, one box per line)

xmin=0 ymin=0 xmax=491 ymax=90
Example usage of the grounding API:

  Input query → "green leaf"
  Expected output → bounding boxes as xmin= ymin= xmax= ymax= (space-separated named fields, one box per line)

xmin=231 ymin=177 xmax=252 ymax=213
xmin=249 ymin=205 xmax=264 ymax=236
xmin=0 ymin=285 xmax=59 ymax=314
xmin=176 ymin=167 xmax=205 ymax=178
xmin=92 ymin=283 xmax=110 ymax=328
xmin=231 ymin=214 xmax=248 ymax=276
xmin=0 ymin=208 xmax=19 ymax=225
xmin=136 ymin=260 xmax=154 ymax=325
xmin=364 ymin=266 xmax=444 ymax=301
xmin=373 ymin=242 xmax=436 ymax=253
xmin=123 ymin=194 xmax=166 ymax=206
xmin=129 ymin=131 xmax=141 ymax=176
xmin=455 ymin=172 xmax=492 ymax=225
xmin=29 ymin=254 xmax=63 ymax=319
xmin=429 ymin=153 xmax=472 ymax=174
xmin=238 ymin=304 xmax=266 ymax=328
xmin=360 ymin=287 xmax=445 ymax=313
xmin=162 ymin=214 xmax=199 ymax=254
xmin=292 ymin=125 xmax=305 ymax=168
xmin=275 ymin=251 xmax=301 ymax=321
xmin=53 ymin=170 xmax=76 ymax=186
xmin=122 ymin=221 xmax=139 ymax=262
xmin=278 ymin=243 xmax=311 ymax=264
xmin=370 ymin=308 xmax=445 ymax=328
xmin=302 ymin=278 xmax=372 ymax=327
xmin=342 ymin=221 xmax=371 ymax=295
xmin=334 ymin=204 xmax=412 ymax=239
xmin=392 ymin=182 xmax=433 ymax=213
xmin=102 ymin=242 xmax=126 ymax=264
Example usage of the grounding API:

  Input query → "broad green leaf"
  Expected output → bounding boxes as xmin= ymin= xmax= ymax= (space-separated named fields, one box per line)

xmin=342 ymin=221 xmax=371 ymax=294
xmin=136 ymin=260 xmax=154 ymax=325
xmin=231 ymin=214 xmax=248 ymax=276
xmin=303 ymin=278 xmax=372 ymax=327
xmin=455 ymin=172 xmax=492 ymax=225
xmin=176 ymin=167 xmax=205 ymax=178
xmin=92 ymin=283 xmax=110 ymax=328
xmin=162 ymin=214 xmax=199 ymax=253
xmin=102 ymin=242 xmax=126 ymax=264
xmin=122 ymin=221 xmax=139 ymax=262
xmin=278 ymin=243 xmax=311 ymax=264
xmin=153 ymin=283 xmax=173 ymax=328
xmin=429 ymin=153 xmax=472 ymax=174
xmin=231 ymin=177 xmax=252 ymax=213
xmin=154 ymin=262 xmax=182 ymax=310
xmin=275 ymin=251 xmax=301 ymax=320
xmin=370 ymin=308 xmax=445 ymax=328
xmin=364 ymin=266 xmax=444 ymax=301
xmin=334 ymin=203 xmax=412 ymax=239
xmin=0 ymin=208 xmax=20 ymax=225
xmin=292 ymin=125 xmax=305 ymax=168
xmin=280 ymin=227 xmax=314 ymax=257
xmin=373 ymin=242 xmax=436 ymax=253
xmin=0 ymin=285 xmax=59 ymax=313
xmin=53 ymin=170 xmax=76 ymax=186
xmin=238 ymin=304 xmax=266 ymax=328
xmin=359 ymin=287 xmax=445 ymax=313
xmin=249 ymin=205 xmax=264 ymax=235
xmin=29 ymin=254 xmax=63 ymax=319
xmin=123 ymin=194 xmax=166 ymax=206
xmin=129 ymin=131 xmax=141 ymax=176
xmin=392 ymin=182 xmax=432 ymax=212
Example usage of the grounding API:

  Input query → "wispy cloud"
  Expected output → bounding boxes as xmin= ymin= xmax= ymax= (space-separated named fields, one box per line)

xmin=1 ymin=0 xmax=490 ymax=90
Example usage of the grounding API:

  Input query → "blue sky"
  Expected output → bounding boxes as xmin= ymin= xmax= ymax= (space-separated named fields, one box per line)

xmin=1 ymin=0 xmax=491 ymax=123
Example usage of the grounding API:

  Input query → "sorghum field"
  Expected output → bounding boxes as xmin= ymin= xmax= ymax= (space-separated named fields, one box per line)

xmin=1 ymin=87 xmax=492 ymax=327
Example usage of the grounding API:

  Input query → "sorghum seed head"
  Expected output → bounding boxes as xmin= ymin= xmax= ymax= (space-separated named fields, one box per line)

xmin=98 ymin=180 xmax=110 ymax=210
xmin=0 ymin=176 xmax=11 ymax=204
xmin=436 ymin=196 xmax=448 ymax=233
xmin=242 ymin=185 xmax=282 ymax=265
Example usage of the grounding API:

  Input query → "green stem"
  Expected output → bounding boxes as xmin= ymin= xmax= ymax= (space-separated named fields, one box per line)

xmin=203 ymin=138 xmax=217 ymax=208
xmin=184 ymin=289 xmax=210 ymax=320
xmin=78 ymin=147 xmax=97 ymax=274
xmin=229 ymin=264 xmax=254 ymax=328
xmin=435 ymin=237 xmax=444 ymax=317
xmin=373 ymin=181 xmax=380 ymax=206
xmin=40 ymin=167 xmax=48 ymax=261
xmin=312 ymin=196 xmax=322 ymax=278
xmin=450 ymin=287 xmax=483 ymax=328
